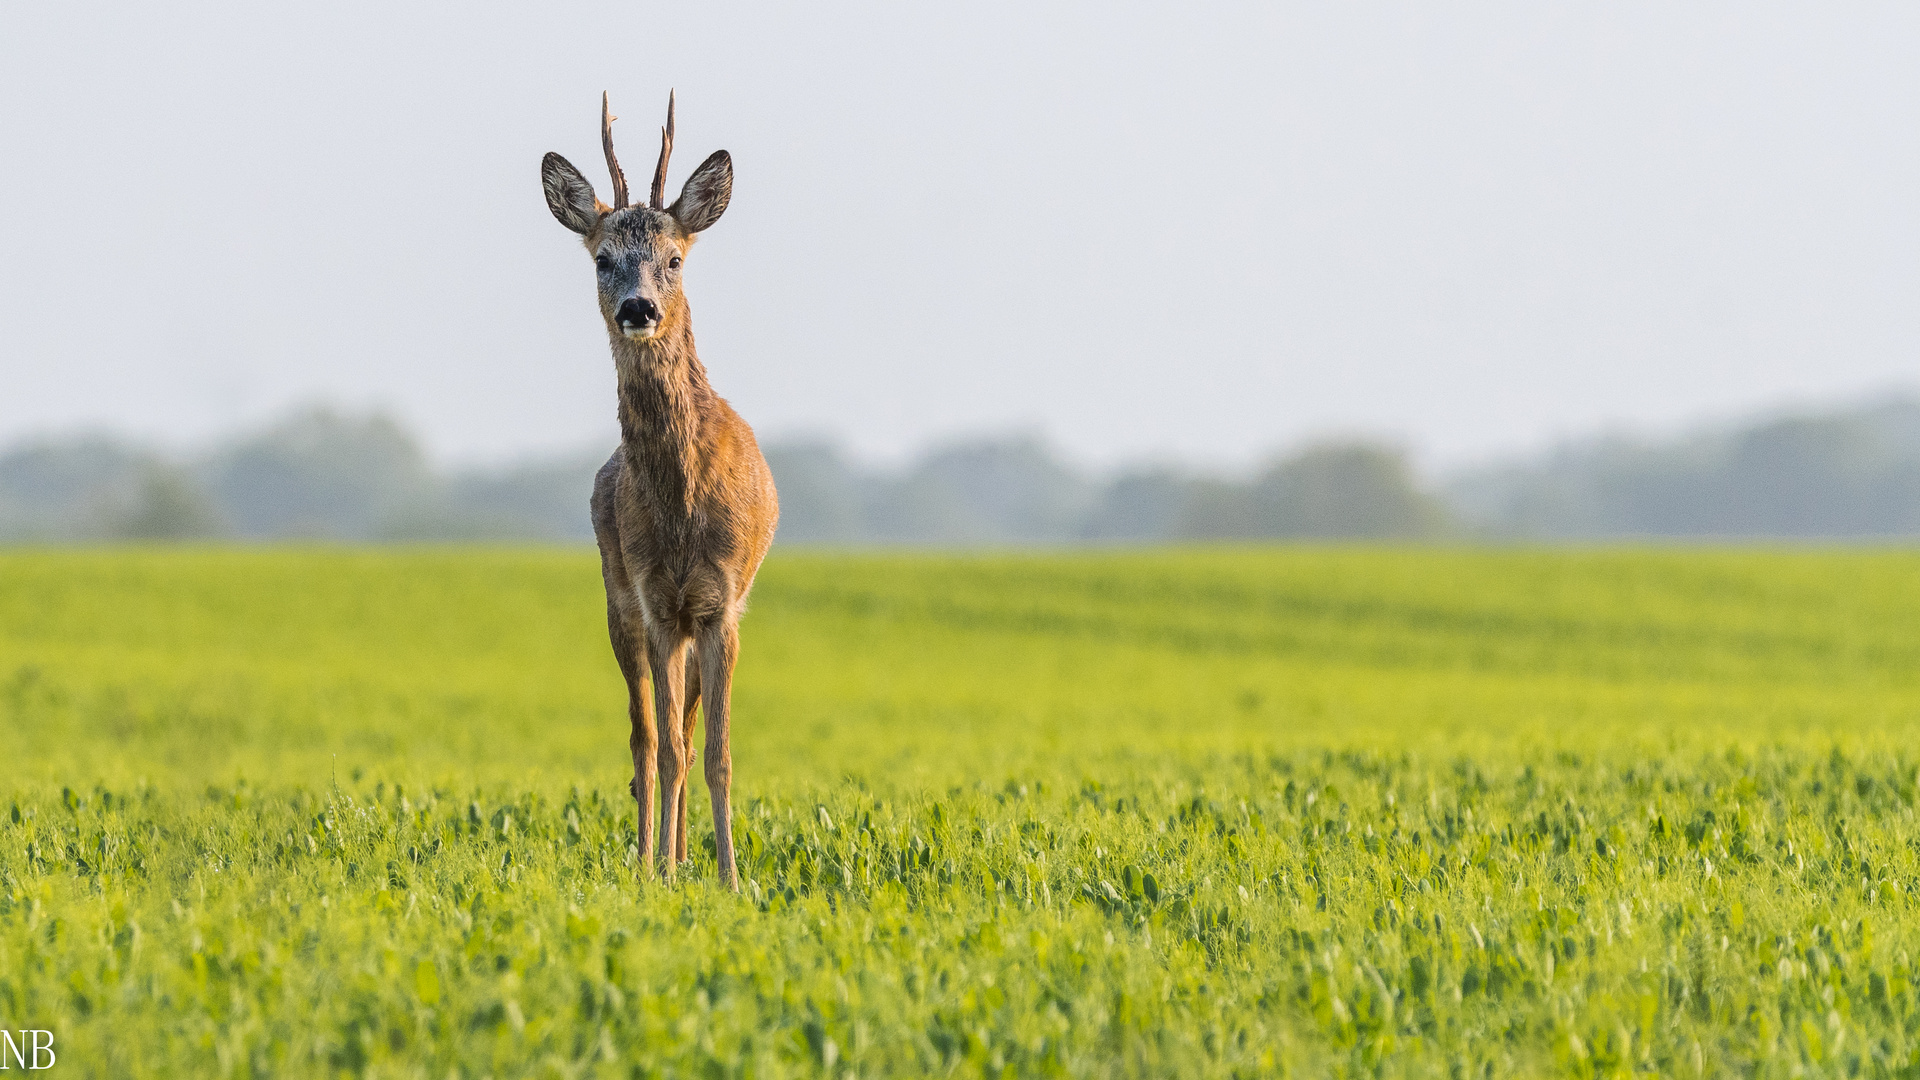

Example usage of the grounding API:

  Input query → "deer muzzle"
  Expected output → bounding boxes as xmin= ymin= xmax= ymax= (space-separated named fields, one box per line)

xmin=616 ymin=296 xmax=663 ymax=338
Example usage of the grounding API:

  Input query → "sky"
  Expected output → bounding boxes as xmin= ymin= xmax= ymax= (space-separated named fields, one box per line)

xmin=2 ymin=2 xmax=1917 ymax=471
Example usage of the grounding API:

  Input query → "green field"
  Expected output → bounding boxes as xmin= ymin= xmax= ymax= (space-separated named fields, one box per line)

xmin=6 ymin=548 xmax=1920 ymax=1077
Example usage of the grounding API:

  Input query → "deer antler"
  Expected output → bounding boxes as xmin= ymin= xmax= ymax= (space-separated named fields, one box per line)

xmin=650 ymin=90 xmax=675 ymax=210
xmin=602 ymin=91 xmax=629 ymax=210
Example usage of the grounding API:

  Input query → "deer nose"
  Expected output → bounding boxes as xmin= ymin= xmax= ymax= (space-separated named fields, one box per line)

xmin=616 ymin=297 xmax=661 ymax=327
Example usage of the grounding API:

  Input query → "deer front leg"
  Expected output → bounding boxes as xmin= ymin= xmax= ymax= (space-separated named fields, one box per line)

xmin=698 ymin=621 xmax=741 ymax=891
xmin=647 ymin=634 xmax=690 ymax=881
xmin=628 ymin=672 xmax=658 ymax=882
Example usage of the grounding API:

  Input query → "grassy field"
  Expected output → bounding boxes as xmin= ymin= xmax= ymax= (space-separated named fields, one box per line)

xmin=6 ymin=548 xmax=1920 ymax=1077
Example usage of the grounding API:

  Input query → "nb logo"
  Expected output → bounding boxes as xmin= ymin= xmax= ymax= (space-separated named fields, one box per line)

xmin=0 ymin=1030 xmax=55 ymax=1070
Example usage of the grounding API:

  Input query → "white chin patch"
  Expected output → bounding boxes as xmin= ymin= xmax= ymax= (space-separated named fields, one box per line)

xmin=620 ymin=324 xmax=659 ymax=341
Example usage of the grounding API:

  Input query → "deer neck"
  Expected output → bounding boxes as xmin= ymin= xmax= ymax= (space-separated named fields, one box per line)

xmin=611 ymin=320 xmax=713 ymax=504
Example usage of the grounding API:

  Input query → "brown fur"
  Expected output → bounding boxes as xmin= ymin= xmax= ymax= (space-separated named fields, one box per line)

xmin=544 ymin=102 xmax=776 ymax=889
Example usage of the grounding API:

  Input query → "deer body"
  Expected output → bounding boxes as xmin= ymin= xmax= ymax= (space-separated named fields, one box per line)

xmin=544 ymin=94 xmax=776 ymax=888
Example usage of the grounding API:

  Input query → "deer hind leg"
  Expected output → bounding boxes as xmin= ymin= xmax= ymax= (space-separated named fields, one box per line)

xmin=698 ymin=620 xmax=741 ymax=890
xmin=675 ymin=658 xmax=701 ymax=865
xmin=647 ymin=633 xmax=691 ymax=881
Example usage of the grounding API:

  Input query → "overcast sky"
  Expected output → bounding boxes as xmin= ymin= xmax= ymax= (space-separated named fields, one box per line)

xmin=3 ymin=2 xmax=1916 ymax=469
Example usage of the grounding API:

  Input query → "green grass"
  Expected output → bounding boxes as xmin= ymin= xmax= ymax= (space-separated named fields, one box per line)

xmin=6 ymin=547 xmax=1920 ymax=1077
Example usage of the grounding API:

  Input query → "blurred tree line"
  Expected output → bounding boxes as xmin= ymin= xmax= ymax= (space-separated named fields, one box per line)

xmin=7 ymin=397 xmax=1920 ymax=543
xmin=0 ymin=407 xmax=1440 ymax=543
xmin=0 ymin=408 xmax=601 ymax=543
xmin=1447 ymin=398 xmax=1920 ymax=538
xmin=765 ymin=437 xmax=1443 ymax=543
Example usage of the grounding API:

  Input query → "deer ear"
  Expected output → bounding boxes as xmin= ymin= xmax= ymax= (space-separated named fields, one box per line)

xmin=542 ymin=153 xmax=604 ymax=234
xmin=670 ymin=150 xmax=732 ymax=233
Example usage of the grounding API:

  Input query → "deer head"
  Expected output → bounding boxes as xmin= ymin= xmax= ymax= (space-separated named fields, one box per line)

xmin=542 ymin=92 xmax=733 ymax=343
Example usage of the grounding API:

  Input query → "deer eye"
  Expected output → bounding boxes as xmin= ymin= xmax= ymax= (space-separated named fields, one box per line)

xmin=594 ymin=253 xmax=611 ymax=271
xmin=668 ymin=256 xmax=682 ymax=271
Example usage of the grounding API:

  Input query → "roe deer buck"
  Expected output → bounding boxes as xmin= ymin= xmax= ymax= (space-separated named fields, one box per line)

xmin=541 ymin=92 xmax=778 ymax=888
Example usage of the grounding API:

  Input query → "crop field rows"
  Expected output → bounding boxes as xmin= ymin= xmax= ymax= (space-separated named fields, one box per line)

xmin=6 ymin=549 xmax=1920 ymax=1077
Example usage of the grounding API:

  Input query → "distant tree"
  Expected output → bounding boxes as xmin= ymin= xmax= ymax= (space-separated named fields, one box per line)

xmin=108 ymin=466 xmax=227 ymax=540
xmin=1080 ymin=468 xmax=1199 ymax=541
xmin=762 ymin=440 xmax=867 ymax=543
xmin=0 ymin=436 xmax=159 ymax=540
xmin=1176 ymin=479 xmax=1263 ymax=539
xmin=1720 ymin=416 xmax=1887 ymax=535
xmin=203 ymin=406 xmax=435 ymax=539
xmin=1255 ymin=442 xmax=1448 ymax=538
xmin=424 ymin=454 xmax=605 ymax=541
xmin=862 ymin=472 xmax=984 ymax=544
xmin=1181 ymin=442 xmax=1448 ymax=539
xmin=868 ymin=436 xmax=1093 ymax=544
